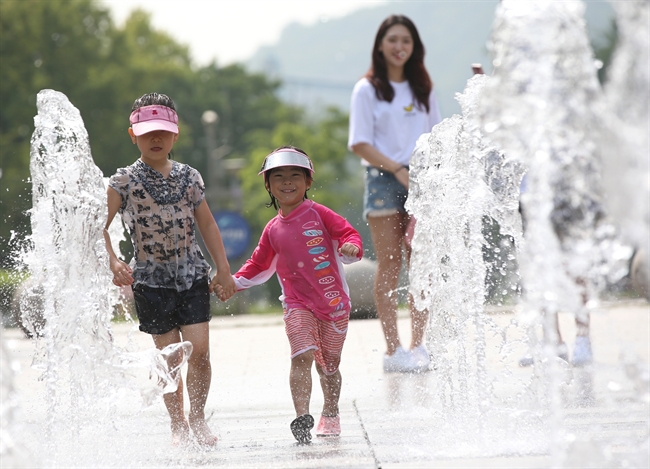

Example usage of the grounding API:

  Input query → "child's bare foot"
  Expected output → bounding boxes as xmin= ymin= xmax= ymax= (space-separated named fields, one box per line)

xmin=189 ymin=417 xmax=218 ymax=447
xmin=171 ymin=419 xmax=190 ymax=446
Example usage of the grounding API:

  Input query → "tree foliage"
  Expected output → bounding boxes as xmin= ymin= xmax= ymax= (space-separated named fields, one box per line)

xmin=0 ymin=0 xmax=360 ymax=272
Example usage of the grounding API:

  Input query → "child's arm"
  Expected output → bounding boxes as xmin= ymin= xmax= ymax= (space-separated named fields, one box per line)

xmin=313 ymin=204 xmax=363 ymax=264
xmin=195 ymin=199 xmax=236 ymax=301
xmin=104 ymin=186 xmax=133 ymax=287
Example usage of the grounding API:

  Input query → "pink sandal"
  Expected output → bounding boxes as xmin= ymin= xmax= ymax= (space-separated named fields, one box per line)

xmin=316 ymin=414 xmax=340 ymax=437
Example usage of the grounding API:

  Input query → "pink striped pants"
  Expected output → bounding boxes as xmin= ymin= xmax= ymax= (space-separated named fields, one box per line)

xmin=284 ymin=309 xmax=349 ymax=375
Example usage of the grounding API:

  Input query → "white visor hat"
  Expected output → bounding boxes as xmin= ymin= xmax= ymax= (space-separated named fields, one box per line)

xmin=259 ymin=149 xmax=314 ymax=175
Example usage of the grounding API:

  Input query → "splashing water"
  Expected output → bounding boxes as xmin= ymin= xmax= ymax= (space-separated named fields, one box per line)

xmin=409 ymin=0 xmax=647 ymax=466
xmin=0 ymin=332 xmax=31 ymax=467
xmin=2 ymin=4 xmax=647 ymax=468
xmin=27 ymin=89 xmax=118 ymax=443
xmin=0 ymin=90 xmax=194 ymax=467
xmin=408 ymin=72 xmax=525 ymax=406
xmin=600 ymin=2 xmax=650 ymax=252
xmin=408 ymin=73 xmax=541 ymax=455
xmin=479 ymin=0 xmax=632 ymax=343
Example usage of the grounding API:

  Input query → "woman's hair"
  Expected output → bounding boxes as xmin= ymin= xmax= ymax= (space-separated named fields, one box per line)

xmin=264 ymin=146 xmax=313 ymax=210
xmin=131 ymin=92 xmax=176 ymax=159
xmin=366 ymin=15 xmax=432 ymax=113
xmin=132 ymin=92 xmax=176 ymax=111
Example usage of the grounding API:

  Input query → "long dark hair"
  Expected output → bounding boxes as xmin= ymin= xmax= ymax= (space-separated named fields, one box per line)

xmin=264 ymin=146 xmax=313 ymax=210
xmin=366 ymin=15 xmax=432 ymax=113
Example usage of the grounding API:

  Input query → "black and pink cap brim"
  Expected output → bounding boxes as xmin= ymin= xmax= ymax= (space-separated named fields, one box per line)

xmin=131 ymin=120 xmax=179 ymax=136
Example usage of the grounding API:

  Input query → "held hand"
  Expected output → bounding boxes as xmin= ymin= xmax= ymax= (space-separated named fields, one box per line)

xmin=212 ymin=271 xmax=236 ymax=302
xmin=208 ymin=276 xmax=218 ymax=294
xmin=214 ymin=284 xmax=235 ymax=303
xmin=339 ymin=243 xmax=360 ymax=258
xmin=110 ymin=258 xmax=133 ymax=287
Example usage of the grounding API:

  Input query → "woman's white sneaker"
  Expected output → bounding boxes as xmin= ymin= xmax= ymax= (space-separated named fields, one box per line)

xmin=383 ymin=346 xmax=411 ymax=373
xmin=383 ymin=346 xmax=431 ymax=373
xmin=410 ymin=345 xmax=431 ymax=373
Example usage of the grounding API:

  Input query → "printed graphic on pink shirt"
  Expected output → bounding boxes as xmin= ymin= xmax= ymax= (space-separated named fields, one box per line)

xmin=301 ymin=220 xmax=345 ymax=315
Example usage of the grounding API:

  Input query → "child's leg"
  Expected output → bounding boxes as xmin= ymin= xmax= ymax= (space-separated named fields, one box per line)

xmin=575 ymin=278 xmax=591 ymax=337
xmin=178 ymin=321 xmax=217 ymax=445
xmin=575 ymin=313 xmax=590 ymax=336
xmin=290 ymin=350 xmax=314 ymax=417
xmin=315 ymin=315 xmax=348 ymax=417
xmin=315 ymin=365 xmax=341 ymax=417
xmin=152 ymin=329 xmax=189 ymax=443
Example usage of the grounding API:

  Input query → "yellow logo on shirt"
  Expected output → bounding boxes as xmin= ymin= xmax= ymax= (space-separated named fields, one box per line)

xmin=403 ymin=103 xmax=414 ymax=112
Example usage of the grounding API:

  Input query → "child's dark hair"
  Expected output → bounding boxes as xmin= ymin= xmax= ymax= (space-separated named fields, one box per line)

xmin=132 ymin=92 xmax=176 ymax=111
xmin=264 ymin=146 xmax=313 ymax=210
xmin=132 ymin=92 xmax=176 ymax=159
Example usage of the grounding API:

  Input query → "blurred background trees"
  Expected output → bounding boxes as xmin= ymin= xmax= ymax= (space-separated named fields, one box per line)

xmin=0 ymin=0 xmax=362 ymax=275
xmin=0 ymin=0 xmax=618 ymax=310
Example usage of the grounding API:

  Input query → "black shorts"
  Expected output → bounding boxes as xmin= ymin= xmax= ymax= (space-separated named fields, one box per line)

xmin=132 ymin=277 xmax=211 ymax=335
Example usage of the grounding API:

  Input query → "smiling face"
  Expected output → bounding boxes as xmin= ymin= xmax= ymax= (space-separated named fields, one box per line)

xmin=129 ymin=128 xmax=178 ymax=164
xmin=378 ymin=24 xmax=414 ymax=75
xmin=266 ymin=166 xmax=311 ymax=215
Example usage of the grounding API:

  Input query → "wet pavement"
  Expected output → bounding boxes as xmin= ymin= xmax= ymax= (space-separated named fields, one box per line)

xmin=3 ymin=299 xmax=649 ymax=468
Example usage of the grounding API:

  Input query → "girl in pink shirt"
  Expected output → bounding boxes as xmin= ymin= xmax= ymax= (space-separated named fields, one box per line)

xmin=212 ymin=147 xmax=362 ymax=444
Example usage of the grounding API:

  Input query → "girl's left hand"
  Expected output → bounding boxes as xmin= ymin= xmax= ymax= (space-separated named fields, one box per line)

xmin=339 ymin=243 xmax=360 ymax=258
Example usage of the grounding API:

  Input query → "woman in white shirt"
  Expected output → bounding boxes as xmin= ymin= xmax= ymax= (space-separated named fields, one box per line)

xmin=348 ymin=14 xmax=441 ymax=373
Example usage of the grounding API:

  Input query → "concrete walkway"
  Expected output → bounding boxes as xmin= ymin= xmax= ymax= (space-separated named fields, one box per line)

xmin=2 ymin=299 xmax=649 ymax=468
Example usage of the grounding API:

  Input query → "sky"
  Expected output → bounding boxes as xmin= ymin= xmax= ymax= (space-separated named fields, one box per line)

xmin=101 ymin=0 xmax=386 ymax=66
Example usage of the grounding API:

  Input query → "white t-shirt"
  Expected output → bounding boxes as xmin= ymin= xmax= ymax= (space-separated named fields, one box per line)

xmin=348 ymin=77 xmax=442 ymax=166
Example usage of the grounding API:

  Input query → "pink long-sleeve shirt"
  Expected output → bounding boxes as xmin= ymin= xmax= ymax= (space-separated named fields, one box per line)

xmin=234 ymin=200 xmax=362 ymax=321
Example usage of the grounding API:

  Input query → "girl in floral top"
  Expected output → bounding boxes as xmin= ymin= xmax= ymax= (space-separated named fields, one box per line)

xmin=104 ymin=92 xmax=236 ymax=447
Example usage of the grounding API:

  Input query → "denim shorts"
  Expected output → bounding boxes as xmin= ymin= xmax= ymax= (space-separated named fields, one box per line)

xmin=363 ymin=166 xmax=409 ymax=220
xmin=132 ymin=277 xmax=211 ymax=335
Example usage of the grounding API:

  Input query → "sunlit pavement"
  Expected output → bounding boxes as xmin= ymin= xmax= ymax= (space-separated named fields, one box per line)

xmin=4 ymin=299 xmax=649 ymax=468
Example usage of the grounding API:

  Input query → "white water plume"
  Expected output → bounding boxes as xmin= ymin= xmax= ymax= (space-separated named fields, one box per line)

xmin=600 ymin=1 xmax=650 ymax=253
xmin=0 ymin=90 xmax=195 ymax=466
xmin=409 ymin=73 xmax=525 ymax=401
xmin=408 ymin=0 xmax=646 ymax=466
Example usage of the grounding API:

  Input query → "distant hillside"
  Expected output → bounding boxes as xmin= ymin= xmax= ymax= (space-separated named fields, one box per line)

xmin=247 ymin=1 xmax=615 ymax=118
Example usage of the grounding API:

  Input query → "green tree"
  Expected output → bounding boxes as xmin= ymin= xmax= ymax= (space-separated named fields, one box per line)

xmin=238 ymin=107 xmax=361 ymax=236
xmin=169 ymin=62 xmax=301 ymax=179
xmin=0 ymin=0 xmax=297 ymax=266
xmin=0 ymin=0 xmax=363 ymax=292
xmin=0 ymin=0 xmax=115 ymax=263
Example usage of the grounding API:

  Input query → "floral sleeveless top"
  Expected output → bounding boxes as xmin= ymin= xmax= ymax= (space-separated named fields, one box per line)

xmin=109 ymin=159 xmax=211 ymax=291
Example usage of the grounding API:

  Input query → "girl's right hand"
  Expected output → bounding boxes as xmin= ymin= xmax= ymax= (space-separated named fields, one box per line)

xmin=395 ymin=166 xmax=409 ymax=189
xmin=110 ymin=258 xmax=133 ymax=286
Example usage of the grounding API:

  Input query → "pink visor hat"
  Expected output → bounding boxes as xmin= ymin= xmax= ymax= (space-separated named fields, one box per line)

xmin=129 ymin=105 xmax=179 ymax=136
xmin=258 ymin=149 xmax=315 ymax=175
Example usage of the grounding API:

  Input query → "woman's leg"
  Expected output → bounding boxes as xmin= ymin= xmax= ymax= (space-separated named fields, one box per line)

xmin=403 ymin=226 xmax=429 ymax=349
xmin=290 ymin=350 xmax=315 ymax=417
xmin=152 ymin=328 xmax=189 ymax=444
xmin=368 ymin=212 xmax=407 ymax=355
xmin=179 ymin=322 xmax=217 ymax=445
